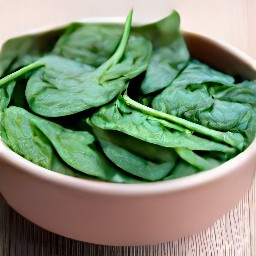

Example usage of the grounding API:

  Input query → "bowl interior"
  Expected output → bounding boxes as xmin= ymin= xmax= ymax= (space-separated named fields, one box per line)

xmin=184 ymin=31 xmax=256 ymax=80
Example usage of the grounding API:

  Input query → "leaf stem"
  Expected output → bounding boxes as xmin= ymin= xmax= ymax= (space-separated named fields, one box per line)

xmin=175 ymin=147 xmax=217 ymax=170
xmin=0 ymin=60 xmax=44 ymax=86
xmin=97 ymin=9 xmax=133 ymax=72
xmin=123 ymin=93 xmax=244 ymax=150
xmin=157 ymin=119 xmax=191 ymax=133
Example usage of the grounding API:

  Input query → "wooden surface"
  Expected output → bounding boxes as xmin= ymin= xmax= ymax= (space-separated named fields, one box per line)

xmin=0 ymin=177 xmax=255 ymax=255
xmin=1 ymin=0 xmax=256 ymax=255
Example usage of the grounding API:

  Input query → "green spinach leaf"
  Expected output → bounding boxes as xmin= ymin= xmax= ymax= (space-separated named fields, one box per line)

xmin=213 ymin=80 xmax=256 ymax=105
xmin=0 ymin=11 xmax=152 ymax=117
xmin=53 ymin=11 xmax=188 ymax=95
xmin=151 ymin=60 xmax=254 ymax=148
xmin=93 ymin=127 xmax=177 ymax=181
xmin=175 ymin=147 xmax=219 ymax=171
xmin=0 ymin=81 xmax=16 ymax=125
xmin=1 ymin=106 xmax=80 ymax=177
xmin=89 ymin=97 xmax=236 ymax=154
xmin=0 ymin=81 xmax=15 ymax=111
xmin=137 ymin=11 xmax=189 ymax=94
xmin=164 ymin=160 xmax=199 ymax=180
xmin=0 ymin=29 xmax=63 ymax=76
xmin=1 ymin=107 xmax=140 ymax=183
xmin=53 ymin=23 xmax=123 ymax=67
xmin=124 ymin=93 xmax=244 ymax=150
xmin=0 ymin=10 xmax=255 ymax=183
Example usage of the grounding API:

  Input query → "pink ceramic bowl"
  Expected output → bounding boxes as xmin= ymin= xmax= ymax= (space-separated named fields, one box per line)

xmin=0 ymin=19 xmax=256 ymax=246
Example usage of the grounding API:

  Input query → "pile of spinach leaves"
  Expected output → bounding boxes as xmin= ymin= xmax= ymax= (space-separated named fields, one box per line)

xmin=0 ymin=10 xmax=255 ymax=183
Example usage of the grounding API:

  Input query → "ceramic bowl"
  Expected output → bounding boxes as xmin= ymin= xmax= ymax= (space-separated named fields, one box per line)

xmin=0 ymin=18 xmax=256 ymax=246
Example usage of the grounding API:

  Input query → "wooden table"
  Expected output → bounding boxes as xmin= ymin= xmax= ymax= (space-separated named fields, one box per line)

xmin=1 ymin=176 xmax=255 ymax=255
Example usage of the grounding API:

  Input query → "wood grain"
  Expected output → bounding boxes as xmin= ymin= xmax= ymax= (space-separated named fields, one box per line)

xmin=0 ymin=176 xmax=255 ymax=255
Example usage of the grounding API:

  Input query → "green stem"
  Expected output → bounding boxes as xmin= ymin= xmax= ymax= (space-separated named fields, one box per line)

xmin=158 ymin=119 xmax=191 ymax=133
xmin=175 ymin=147 xmax=216 ymax=170
xmin=123 ymin=93 xmax=244 ymax=150
xmin=97 ymin=9 xmax=133 ymax=73
xmin=0 ymin=60 xmax=44 ymax=86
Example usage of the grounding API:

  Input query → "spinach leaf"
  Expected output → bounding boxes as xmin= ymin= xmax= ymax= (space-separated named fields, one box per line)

xmin=98 ymin=138 xmax=173 ymax=181
xmin=0 ymin=81 xmax=16 ymax=126
xmin=89 ymin=97 xmax=236 ymax=154
xmin=151 ymin=61 xmax=254 ymax=148
xmin=175 ymin=147 xmax=219 ymax=171
xmin=0 ymin=81 xmax=15 ymax=112
xmin=164 ymin=160 xmax=199 ymax=180
xmin=152 ymin=82 xmax=253 ymax=134
xmin=0 ymin=10 xmax=255 ymax=183
xmin=26 ymin=11 xmax=151 ymax=117
xmin=123 ymin=93 xmax=244 ymax=150
xmin=92 ymin=127 xmax=177 ymax=163
xmin=136 ymin=11 xmax=189 ymax=94
xmin=53 ymin=23 xmax=123 ymax=67
xmin=1 ymin=106 xmax=79 ymax=177
xmin=93 ymin=127 xmax=177 ymax=181
xmin=1 ymin=107 xmax=140 ymax=183
xmin=150 ymin=60 xmax=235 ymax=116
xmin=0 ymin=11 xmax=152 ymax=117
xmin=90 ymin=109 xmax=221 ymax=174
xmin=213 ymin=80 xmax=256 ymax=106
xmin=24 ymin=55 xmax=96 ymax=116
xmin=209 ymin=80 xmax=256 ymax=144
xmin=156 ymin=59 xmax=235 ymax=88
xmin=0 ymin=29 xmax=63 ymax=76
xmin=0 ymin=55 xmax=95 ymax=112
xmin=53 ymin=11 xmax=188 ymax=95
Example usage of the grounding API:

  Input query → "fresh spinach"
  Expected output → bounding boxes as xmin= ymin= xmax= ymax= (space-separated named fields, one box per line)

xmin=53 ymin=11 xmax=188 ymax=95
xmin=137 ymin=11 xmax=190 ymax=94
xmin=93 ymin=127 xmax=177 ymax=181
xmin=212 ymin=80 xmax=256 ymax=106
xmin=0 ymin=81 xmax=15 ymax=112
xmin=123 ymin=93 xmax=244 ymax=150
xmin=164 ymin=160 xmax=199 ymax=180
xmin=0 ymin=29 xmax=63 ymax=76
xmin=174 ymin=147 xmax=219 ymax=171
xmin=53 ymin=23 xmax=124 ymax=67
xmin=0 ymin=10 xmax=255 ymax=183
xmin=151 ymin=60 xmax=255 ymax=147
xmin=89 ymin=96 xmax=236 ymax=154
xmin=0 ymin=81 xmax=16 ymax=126
xmin=1 ymin=107 xmax=139 ymax=183
xmin=0 ymin=11 xmax=152 ymax=117
xmin=1 ymin=106 xmax=79 ymax=177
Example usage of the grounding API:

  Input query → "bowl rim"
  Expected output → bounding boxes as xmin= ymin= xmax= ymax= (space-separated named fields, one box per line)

xmin=1 ymin=17 xmax=256 ymax=196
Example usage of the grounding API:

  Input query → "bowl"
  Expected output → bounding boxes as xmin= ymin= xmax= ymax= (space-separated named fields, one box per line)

xmin=0 ymin=18 xmax=256 ymax=246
